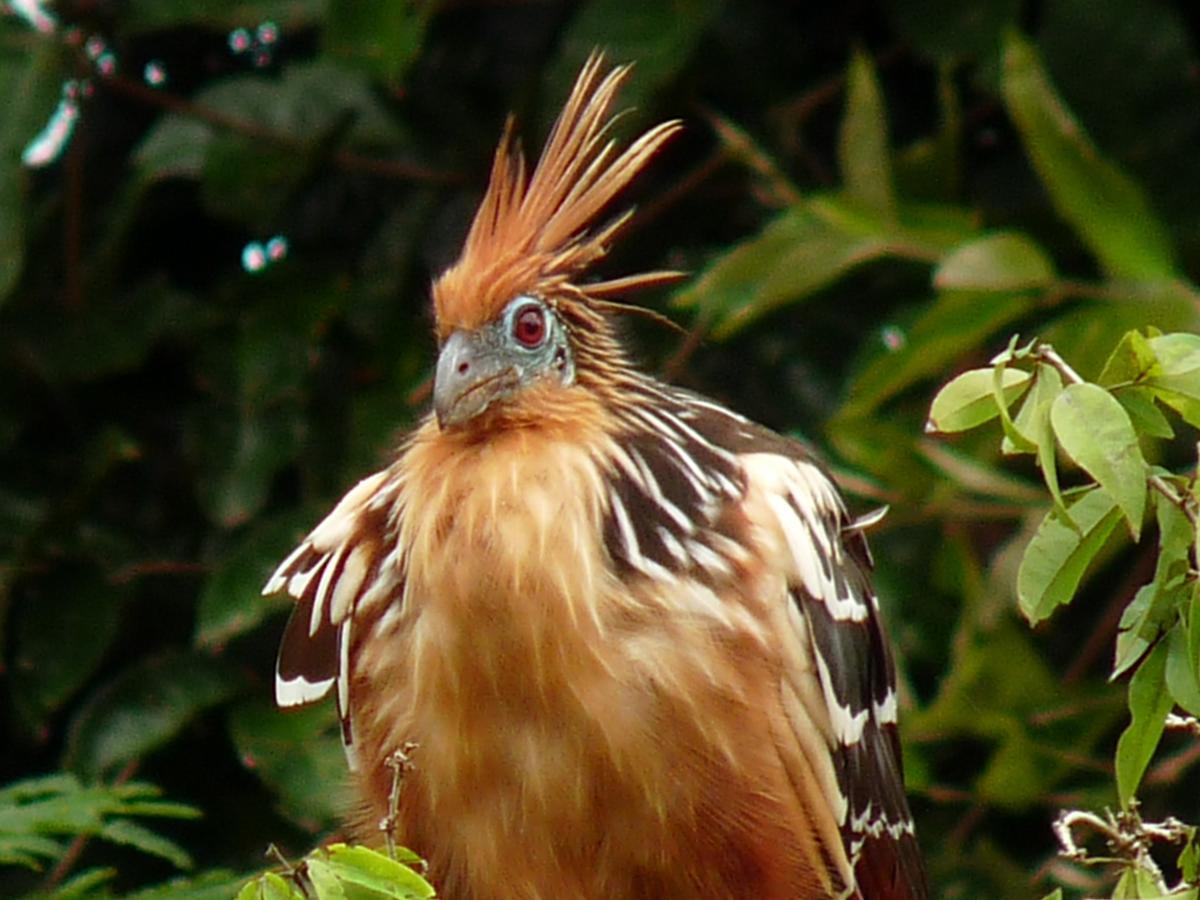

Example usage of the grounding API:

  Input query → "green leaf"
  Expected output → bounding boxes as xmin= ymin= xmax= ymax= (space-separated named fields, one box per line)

xmin=236 ymin=871 xmax=304 ymax=900
xmin=227 ymin=699 xmax=347 ymax=830
xmin=195 ymin=512 xmax=315 ymax=649
xmin=1115 ymin=638 xmax=1173 ymax=807
xmin=134 ymin=116 xmax=212 ymax=181
xmin=125 ymin=869 xmax=255 ymax=900
xmin=1114 ymin=578 xmax=1179 ymax=681
xmin=1145 ymin=333 xmax=1200 ymax=427
xmin=895 ymin=66 xmax=962 ymax=202
xmin=0 ymin=42 xmax=63 ymax=303
xmin=676 ymin=192 xmax=976 ymax=337
xmin=1018 ymin=488 xmax=1123 ymax=623
xmin=1038 ymin=0 xmax=1200 ymax=237
xmin=1181 ymin=827 xmax=1200 ymax=884
xmin=322 ymin=843 xmax=436 ymax=899
xmin=1116 ymin=388 xmax=1174 ymax=440
xmin=235 ymin=845 xmax=433 ymax=900
xmin=324 ymin=0 xmax=431 ymax=87
xmin=8 ymin=569 xmax=122 ymax=733
xmin=1098 ymin=330 xmax=1162 ymax=387
xmin=306 ymin=858 xmax=349 ymax=900
xmin=839 ymin=48 xmax=897 ymax=220
xmin=1190 ymin=587 xmax=1200 ymax=697
xmin=1001 ymin=30 xmax=1177 ymax=279
xmin=1004 ymin=361 xmax=1060 ymax=454
xmin=66 ymin=652 xmax=241 ymax=780
xmin=56 ymin=867 xmax=118 ymax=897
xmin=991 ymin=349 xmax=1036 ymax=454
xmin=672 ymin=206 xmax=879 ymax=338
xmin=1038 ymin=288 xmax=1199 ymax=395
xmin=187 ymin=277 xmax=331 ymax=527
xmin=1113 ymin=864 xmax=1173 ymax=899
xmin=99 ymin=818 xmax=192 ymax=870
xmin=545 ymin=0 xmax=724 ymax=127
xmin=916 ymin=439 xmax=1043 ymax=504
xmin=0 ymin=774 xmax=199 ymax=873
xmin=1114 ymin=483 xmax=1192 ymax=679
xmin=844 ymin=290 xmax=1033 ymax=420
xmin=934 ymin=232 xmax=1055 ymax=292
xmin=926 ymin=367 xmax=1031 ymax=433
xmin=191 ymin=61 xmax=408 ymax=229
xmin=816 ymin=195 xmax=976 ymax=249
xmin=202 ymin=138 xmax=305 ymax=232
xmin=1167 ymin=621 xmax=1200 ymax=718
xmin=1050 ymin=383 xmax=1148 ymax=539
xmin=8 ymin=282 xmax=207 ymax=383
xmin=1017 ymin=364 xmax=1068 ymax=514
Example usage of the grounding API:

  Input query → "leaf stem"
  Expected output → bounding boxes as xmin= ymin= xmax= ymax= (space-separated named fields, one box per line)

xmin=1149 ymin=474 xmax=1198 ymax=528
xmin=1034 ymin=343 xmax=1085 ymax=385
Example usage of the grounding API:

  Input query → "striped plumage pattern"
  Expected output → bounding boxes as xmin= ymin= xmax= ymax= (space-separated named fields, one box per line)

xmin=264 ymin=54 xmax=927 ymax=899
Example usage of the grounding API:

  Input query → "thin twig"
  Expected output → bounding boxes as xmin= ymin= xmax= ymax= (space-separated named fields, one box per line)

xmin=379 ymin=742 xmax=419 ymax=860
xmin=406 ymin=374 xmax=433 ymax=409
xmin=1052 ymin=801 xmax=1194 ymax=893
xmin=98 ymin=72 xmax=463 ymax=185
xmin=108 ymin=560 xmax=208 ymax=584
xmin=1033 ymin=344 xmax=1085 ymax=385
xmin=1149 ymin=474 xmax=1199 ymax=527
xmin=1146 ymin=738 xmax=1200 ymax=786
xmin=1165 ymin=712 xmax=1200 ymax=738
xmin=627 ymin=147 xmax=731 ymax=235
xmin=659 ymin=314 xmax=710 ymax=381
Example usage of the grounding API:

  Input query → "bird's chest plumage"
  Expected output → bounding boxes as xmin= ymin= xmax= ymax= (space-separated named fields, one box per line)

xmin=347 ymin=423 xmax=820 ymax=898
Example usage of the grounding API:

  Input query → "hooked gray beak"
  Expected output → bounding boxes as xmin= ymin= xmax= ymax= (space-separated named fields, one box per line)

xmin=433 ymin=329 xmax=518 ymax=429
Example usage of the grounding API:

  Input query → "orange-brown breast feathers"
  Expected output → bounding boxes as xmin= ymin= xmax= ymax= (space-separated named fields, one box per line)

xmin=432 ymin=53 xmax=681 ymax=340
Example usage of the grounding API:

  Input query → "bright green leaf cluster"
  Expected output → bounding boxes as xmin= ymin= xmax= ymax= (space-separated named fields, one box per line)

xmin=929 ymin=331 xmax=1200 ymax=816
xmin=0 ymin=774 xmax=198 ymax=873
xmin=237 ymin=843 xmax=435 ymax=900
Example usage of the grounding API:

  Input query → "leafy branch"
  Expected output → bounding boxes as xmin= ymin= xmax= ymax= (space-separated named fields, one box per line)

xmin=0 ymin=774 xmax=198 ymax=878
xmin=237 ymin=843 xmax=434 ymax=900
xmin=929 ymin=332 xmax=1200 ymax=895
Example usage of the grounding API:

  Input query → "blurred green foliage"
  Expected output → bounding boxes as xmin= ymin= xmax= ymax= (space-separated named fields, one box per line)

xmin=2 ymin=1 xmax=1200 ymax=897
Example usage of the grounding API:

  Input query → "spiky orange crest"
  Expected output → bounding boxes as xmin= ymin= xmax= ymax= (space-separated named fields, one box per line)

xmin=431 ymin=53 xmax=681 ymax=342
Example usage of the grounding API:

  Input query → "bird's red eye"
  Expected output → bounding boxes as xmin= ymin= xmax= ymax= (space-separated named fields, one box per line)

xmin=513 ymin=305 xmax=547 ymax=348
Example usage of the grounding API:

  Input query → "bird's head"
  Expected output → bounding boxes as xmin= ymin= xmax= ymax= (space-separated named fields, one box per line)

xmin=432 ymin=292 xmax=575 ymax=429
xmin=429 ymin=54 xmax=681 ymax=432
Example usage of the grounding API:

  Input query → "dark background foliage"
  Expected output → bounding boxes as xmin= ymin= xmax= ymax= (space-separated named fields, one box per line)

xmin=3 ymin=1 xmax=1200 ymax=897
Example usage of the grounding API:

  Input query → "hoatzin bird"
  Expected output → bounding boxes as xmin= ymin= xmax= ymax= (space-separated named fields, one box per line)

xmin=264 ymin=54 xmax=927 ymax=899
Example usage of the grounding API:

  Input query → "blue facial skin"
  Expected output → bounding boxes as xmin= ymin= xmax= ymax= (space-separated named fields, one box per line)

xmin=433 ymin=295 xmax=575 ymax=429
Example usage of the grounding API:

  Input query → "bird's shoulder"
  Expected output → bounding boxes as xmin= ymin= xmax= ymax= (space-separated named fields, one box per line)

xmin=599 ymin=378 xmax=856 ymax=582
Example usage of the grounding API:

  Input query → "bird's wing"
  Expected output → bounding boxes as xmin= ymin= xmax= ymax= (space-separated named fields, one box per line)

xmin=637 ymin=385 xmax=927 ymax=899
xmin=745 ymin=449 xmax=926 ymax=898
xmin=262 ymin=469 xmax=405 ymax=769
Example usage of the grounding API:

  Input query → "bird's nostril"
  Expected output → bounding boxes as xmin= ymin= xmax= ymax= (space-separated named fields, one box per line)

xmin=457 ymin=361 xmax=470 ymax=376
